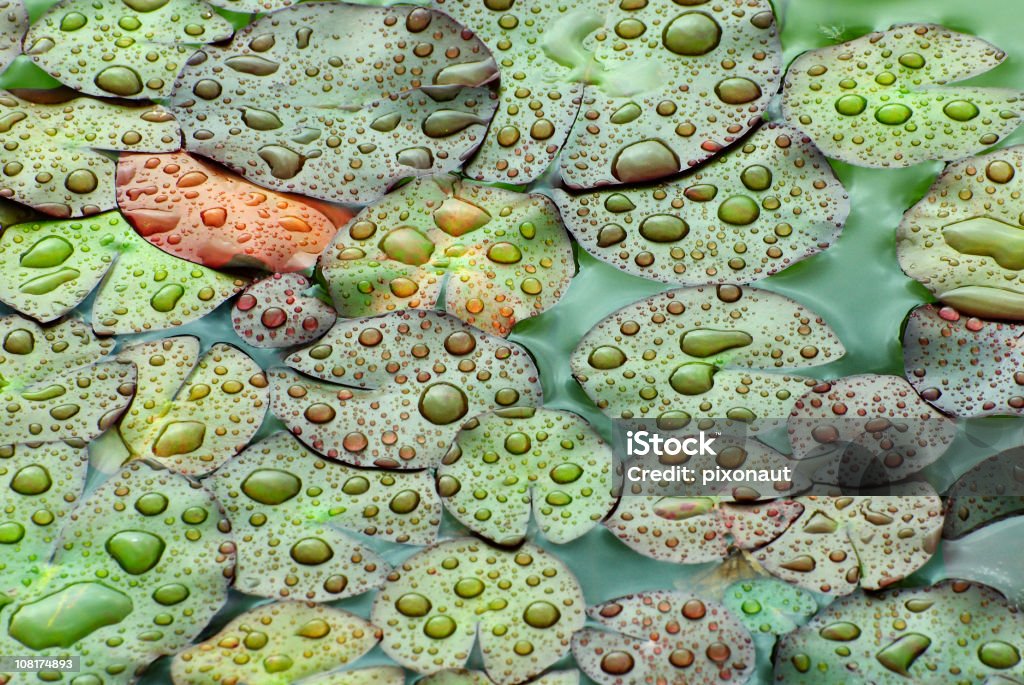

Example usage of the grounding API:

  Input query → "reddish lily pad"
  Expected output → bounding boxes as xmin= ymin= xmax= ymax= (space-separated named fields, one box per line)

xmin=774 ymin=580 xmax=1024 ymax=683
xmin=722 ymin=578 xmax=818 ymax=638
xmin=552 ymin=124 xmax=848 ymax=285
xmin=373 ymin=538 xmax=584 ymax=685
xmin=943 ymin=448 xmax=1024 ymax=539
xmin=573 ymin=591 xmax=755 ymax=685
xmin=168 ymin=3 xmax=498 ymax=204
xmin=0 ymin=0 xmax=26 ymax=74
xmin=117 ymin=152 xmax=347 ymax=272
xmin=232 ymin=273 xmax=337 ymax=349
xmin=319 ymin=174 xmax=573 ymax=336
xmin=272 ymin=310 xmax=542 ymax=469
xmin=782 ymin=24 xmax=1023 ymax=167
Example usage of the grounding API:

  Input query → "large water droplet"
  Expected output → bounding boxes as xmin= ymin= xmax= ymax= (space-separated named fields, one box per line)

xmin=9 ymin=582 xmax=132 ymax=649
xmin=242 ymin=469 xmax=302 ymax=505
xmin=106 ymin=530 xmax=166 ymax=574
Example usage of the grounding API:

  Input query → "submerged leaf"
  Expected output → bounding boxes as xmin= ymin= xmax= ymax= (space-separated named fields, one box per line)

xmin=209 ymin=432 xmax=440 ymax=601
xmin=782 ymin=24 xmax=1023 ymax=167
xmin=172 ymin=602 xmax=381 ymax=685
xmin=897 ymin=147 xmax=1024 ymax=319
xmin=372 ymin=538 xmax=584 ymax=685
xmin=24 ymin=0 xmax=233 ymax=99
xmin=943 ymin=448 xmax=1024 ymax=539
xmin=774 ymin=580 xmax=1024 ymax=683
xmin=117 ymin=152 xmax=347 ymax=272
xmin=0 ymin=0 xmax=26 ymax=74
xmin=168 ymin=4 xmax=498 ymax=204
xmin=722 ymin=578 xmax=818 ymax=638
xmin=438 ymin=407 xmax=615 ymax=545
xmin=573 ymin=591 xmax=755 ymax=685
xmin=552 ymin=123 xmax=847 ymax=284
xmin=116 ymin=337 xmax=269 ymax=475
xmin=273 ymin=310 xmax=542 ymax=469
xmin=0 ymin=92 xmax=179 ymax=217
xmin=232 ymin=273 xmax=337 ymax=348
xmin=320 ymin=174 xmax=573 ymax=336
xmin=0 ymin=314 xmax=135 ymax=443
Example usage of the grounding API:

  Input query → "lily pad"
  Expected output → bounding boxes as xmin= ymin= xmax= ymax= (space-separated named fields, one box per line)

xmin=319 ymin=174 xmax=573 ymax=336
xmin=0 ymin=211 xmax=247 ymax=331
xmin=571 ymin=286 xmax=844 ymax=426
xmin=573 ymin=591 xmax=755 ymax=685
xmin=781 ymin=24 xmax=1023 ymax=167
xmin=0 ymin=91 xmax=180 ymax=217
xmin=372 ymin=538 xmax=585 ymax=684
xmin=116 ymin=336 xmax=269 ymax=475
xmin=273 ymin=310 xmax=542 ymax=469
xmin=24 ymin=0 xmax=233 ymax=100
xmin=305 ymin=668 xmax=406 ymax=685
xmin=232 ymin=273 xmax=337 ymax=349
xmin=437 ymin=407 xmax=615 ymax=545
xmin=943 ymin=448 xmax=1024 ymax=539
xmin=171 ymin=601 xmax=382 ymax=685
xmin=750 ymin=485 xmax=943 ymax=595
xmin=787 ymin=374 xmax=956 ymax=486
xmin=0 ymin=460 xmax=234 ymax=684
xmin=774 ymin=580 xmax=1024 ymax=683
xmin=722 ymin=578 xmax=818 ymax=638
xmin=0 ymin=314 xmax=136 ymax=443
xmin=0 ymin=0 xmax=26 ymax=74
xmin=552 ymin=123 xmax=848 ymax=285
xmin=168 ymin=3 xmax=498 ymax=204
xmin=419 ymin=670 xmax=579 ymax=685
xmin=208 ymin=431 xmax=440 ymax=601
xmin=117 ymin=152 xmax=347 ymax=272
xmin=903 ymin=304 xmax=1024 ymax=416
xmin=897 ymin=147 xmax=1024 ymax=319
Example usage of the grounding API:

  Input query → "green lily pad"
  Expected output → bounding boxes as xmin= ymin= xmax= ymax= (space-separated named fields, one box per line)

xmin=319 ymin=174 xmax=573 ymax=336
xmin=0 ymin=314 xmax=136 ymax=443
xmin=305 ymin=668 xmax=407 ymax=685
xmin=0 ymin=92 xmax=180 ymax=217
xmin=419 ymin=670 xmax=579 ymax=685
xmin=787 ymin=374 xmax=956 ymax=487
xmin=750 ymin=485 xmax=943 ymax=595
xmin=897 ymin=147 xmax=1024 ymax=319
xmin=232 ymin=273 xmax=338 ymax=349
xmin=272 ymin=310 xmax=542 ymax=469
xmin=171 ymin=601 xmax=382 ymax=685
xmin=0 ymin=0 xmax=26 ymax=74
xmin=781 ymin=24 xmax=1023 ymax=168
xmin=573 ymin=591 xmax=755 ymax=685
xmin=552 ymin=123 xmax=847 ymax=285
xmin=208 ymin=431 xmax=441 ymax=601
xmin=168 ymin=3 xmax=498 ymax=205
xmin=437 ymin=407 xmax=615 ymax=545
xmin=372 ymin=538 xmax=585 ymax=684
xmin=571 ymin=285 xmax=844 ymax=427
xmin=0 ymin=211 xmax=247 ymax=331
xmin=24 ymin=0 xmax=233 ymax=100
xmin=774 ymin=580 xmax=1024 ymax=683
xmin=722 ymin=578 xmax=818 ymax=638
xmin=943 ymin=448 xmax=1024 ymax=539
xmin=0 ymin=460 xmax=234 ymax=684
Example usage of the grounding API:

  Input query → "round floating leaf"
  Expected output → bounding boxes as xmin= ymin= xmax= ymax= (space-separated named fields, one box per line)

xmin=0 ymin=211 xmax=247 ymax=331
xmin=116 ymin=336 xmax=269 ymax=475
xmin=273 ymin=310 xmax=542 ymax=469
xmin=208 ymin=432 xmax=441 ymax=601
xmin=0 ymin=461 xmax=234 ymax=684
xmin=171 ymin=601 xmax=382 ymax=685
xmin=305 ymin=668 xmax=406 ymax=685
xmin=437 ymin=407 xmax=615 ymax=545
xmin=774 ymin=580 xmax=1024 ymax=683
xmin=750 ymin=486 xmax=943 ymax=595
xmin=419 ymin=670 xmax=579 ymax=685
xmin=552 ymin=123 xmax=847 ymax=285
xmin=782 ymin=24 xmax=1023 ymax=167
xmin=232 ymin=273 xmax=337 ymax=349
xmin=943 ymin=448 xmax=1024 ymax=539
xmin=0 ymin=0 xmax=26 ymax=74
xmin=0 ymin=92 xmax=180 ymax=217
xmin=117 ymin=152 xmax=349 ymax=272
xmin=0 ymin=314 xmax=135 ymax=443
xmin=903 ymin=304 xmax=1024 ymax=416
xmin=320 ymin=174 xmax=573 ymax=336
xmin=573 ymin=591 xmax=755 ymax=685
xmin=24 ymin=0 xmax=233 ymax=100
xmin=897 ymin=147 xmax=1024 ymax=319
xmin=787 ymin=374 xmax=956 ymax=486
xmin=168 ymin=3 xmax=498 ymax=204
xmin=722 ymin=578 xmax=818 ymax=638
xmin=571 ymin=286 xmax=844 ymax=427
xmin=372 ymin=538 xmax=585 ymax=684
